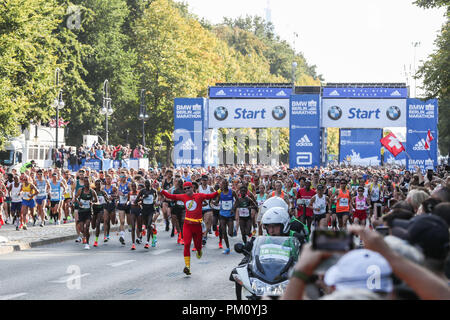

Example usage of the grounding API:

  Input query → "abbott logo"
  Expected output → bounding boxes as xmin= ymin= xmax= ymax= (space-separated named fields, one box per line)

xmin=413 ymin=139 xmax=427 ymax=151
xmin=296 ymin=135 xmax=313 ymax=147
xmin=296 ymin=152 xmax=312 ymax=165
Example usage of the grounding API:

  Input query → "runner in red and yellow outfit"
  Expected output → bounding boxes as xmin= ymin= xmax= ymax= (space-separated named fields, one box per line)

xmin=160 ymin=182 xmax=218 ymax=275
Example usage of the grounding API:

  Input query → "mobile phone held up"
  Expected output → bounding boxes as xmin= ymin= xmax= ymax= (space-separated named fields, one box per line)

xmin=312 ymin=229 xmax=354 ymax=252
xmin=375 ymin=226 xmax=389 ymax=237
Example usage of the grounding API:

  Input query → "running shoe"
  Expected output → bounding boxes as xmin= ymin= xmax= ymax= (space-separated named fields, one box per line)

xmin=192 ymin=247 xmax=197 ymax=252
xmin=75 ymin=236 xmax=82 ymax=243
xmin=93 ymin=241 xmax=98 ymax=247
xmin=82 ymin=238 xmax=87 ymax=244
xmin=32 ymin=217 xmax=36 ymax=226
xmin=128 ymin=227 xmax=132 ymax=232
xmin=119 ymin=236 xmax=125 ymax=245
xmin=84 ymin=244 xmax=90 ymax=250
xmin=23 ymin=224 xmax=27 ymax=230
xmin=196 ymin=250 xmax=202 ymax=260
xmin=16 ymin=226 xmax=19 ymax=231
xmin=174 ymin=229 xmax=178 ymax=235
xmin=165 ymin=220 xmax=170 ymax=232
xmin=183 ymin=266 xmax=191 ymax=276
xmin=180 ymin=239 xmax=184 ymax=245
xmin=219 ymin=241 xmax=223 ymax=249
xmin=56 ymin=220 xmax=60 ymax=225
xmin=144 ymin=243 xmax=150 ymax=249
xmin=63 ymin=219 xmax=67 ymax=224
xmin=223 ymin=248 xmax=231 ymax=254
xmin=170 ymin=227 xmax=175 ymax=238
xmin=40 ymin=222 xmax=44 ymax=227
xmin=142 ymin=228 xmax=146 ymax=237
xmin=215 ymin=230 xmax=219 ymax=237
xmin=151 ymin=237 xmax=157 ymax=247
xmin=251 ymin=230 xmax=256 ymax=237
xmin=136 ymin=238 xmax=142 ymax=245
xmin=131 ymin=244 xmax=136 ymax=250
xmin=104 ymin=236 xmax=108 ymax=242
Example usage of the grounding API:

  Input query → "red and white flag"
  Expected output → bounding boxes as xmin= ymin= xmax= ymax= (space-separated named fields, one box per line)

xmin=424 ymin=129 xmax=434 ymax=150
xmin=380 ymin=132 xmax=405 ymax=157
xmin=49 ymin=117 xmax=69 ymax=128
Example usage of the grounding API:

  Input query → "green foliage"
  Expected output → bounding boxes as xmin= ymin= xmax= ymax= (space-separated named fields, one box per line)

xmin=415 ymin=3 xmax=449 ymax=155
xmin=0 ymin=0 xmax=325 ymax=165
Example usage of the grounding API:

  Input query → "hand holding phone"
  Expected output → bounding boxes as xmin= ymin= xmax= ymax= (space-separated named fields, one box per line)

xmin=312 ymin=229 xmax=354 ymax=252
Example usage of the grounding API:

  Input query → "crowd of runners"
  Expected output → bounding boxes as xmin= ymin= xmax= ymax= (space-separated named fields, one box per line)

xmin=0 ymin=163 xmax=449 ymax=287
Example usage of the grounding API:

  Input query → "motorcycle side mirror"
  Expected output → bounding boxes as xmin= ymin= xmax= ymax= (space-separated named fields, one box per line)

xmin=234 ymin=243 xmax=245 ymax=254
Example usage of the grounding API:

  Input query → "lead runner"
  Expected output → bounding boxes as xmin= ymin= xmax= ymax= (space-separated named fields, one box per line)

xmin=159 ymin=181 xmax=218 ymax=275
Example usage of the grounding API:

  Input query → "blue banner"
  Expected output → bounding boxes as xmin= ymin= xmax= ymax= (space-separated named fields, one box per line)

xmin=406 ymin=98 xmax=438 ymax=171
xmin=209 ymin=87 xmax=292 ymax=99
xmin=289 ymin=94 xmax=321 ymax=168
xmin=323 ymin=87 xmax=407 ymax=99
xmin=384 ymin=148 xmax=407 ymax=166
xmin=339 ymin=129 xmax=382 ymax=166
xmin=84 ymin=159 xmax=102 ymax=171
xmin=174 ymin=98 xmax=205 ymax=168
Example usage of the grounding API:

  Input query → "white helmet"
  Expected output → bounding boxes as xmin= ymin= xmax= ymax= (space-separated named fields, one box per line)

xmin=260 ymin=196 xmax=288 ymax=218
xmin=261 ymin=206 xmax=290 ymax=234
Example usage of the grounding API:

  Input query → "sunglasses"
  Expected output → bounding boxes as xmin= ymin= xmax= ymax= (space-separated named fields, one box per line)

xmin=183 ymin=187 xmax=191 ymax=190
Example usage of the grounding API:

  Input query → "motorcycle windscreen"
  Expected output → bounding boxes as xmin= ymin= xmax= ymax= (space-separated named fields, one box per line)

xmin=250 ymin=236 xmax=300 ymax=284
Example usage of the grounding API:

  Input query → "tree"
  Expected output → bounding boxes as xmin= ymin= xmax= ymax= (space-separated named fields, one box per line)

xmin=414 ymin=1 xmax=449 ymax=155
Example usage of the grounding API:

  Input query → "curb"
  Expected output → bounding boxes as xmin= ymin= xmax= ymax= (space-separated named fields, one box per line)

xmin=0 ymin=226 xmax=120 ymax=255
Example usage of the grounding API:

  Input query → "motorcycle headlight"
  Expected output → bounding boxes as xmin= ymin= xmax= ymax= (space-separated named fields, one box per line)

xmin=250 ymin=278 xmax=290 ymax=296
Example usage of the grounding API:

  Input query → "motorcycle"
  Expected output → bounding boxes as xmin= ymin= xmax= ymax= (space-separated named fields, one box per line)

xmin=230 ymin=236 xmax=301 ymax=300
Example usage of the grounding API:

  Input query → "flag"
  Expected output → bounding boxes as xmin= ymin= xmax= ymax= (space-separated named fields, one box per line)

xmin=49 ymin=117 xmax=70 ymax=128
xmin=380 ymin=132 xmax=405 ymax=157
xmin=424 ymin=129 xmax=434 ymax=150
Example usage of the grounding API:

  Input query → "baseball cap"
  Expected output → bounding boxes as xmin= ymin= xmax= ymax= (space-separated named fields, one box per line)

xmin=402 ymin=215 xmax=449 ymax=260
xmin=324 ymin=249 xmax=393 ymax=293
xmin=183 ymin=182 xmax=193 ymax=189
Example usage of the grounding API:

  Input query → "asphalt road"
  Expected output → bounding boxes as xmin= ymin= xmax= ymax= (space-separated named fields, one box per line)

xmin=0 ymin=223 xmax=243 ymax=300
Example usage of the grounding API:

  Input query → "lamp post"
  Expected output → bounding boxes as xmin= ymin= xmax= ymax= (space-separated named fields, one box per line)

xmin=99 ymin=80 xmax=113 ymax=146
xmin=292 ymin=61 xmax=297 ymax=93
xmin=53 ymin=68 xmax=65 ymax=166
xmin=138 ymin=89 xmax=149 ymax=147
xmin=412 ymin=41 xmax=421 ymax=97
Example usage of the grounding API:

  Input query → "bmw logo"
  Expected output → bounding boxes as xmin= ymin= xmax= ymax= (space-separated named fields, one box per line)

xmin=272 ymin=106 xmax=286 ymax=120
xmin=386 ymin=106 xmax=401 ymax=121
xmin=214 ymin=106 xmax=228 ymax=121
xmin=328 ymin=106 xmax=342 ymax=120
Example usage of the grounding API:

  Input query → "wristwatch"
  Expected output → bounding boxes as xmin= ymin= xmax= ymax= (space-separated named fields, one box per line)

xmin=290 ymin=269 xmax=313 ymax=283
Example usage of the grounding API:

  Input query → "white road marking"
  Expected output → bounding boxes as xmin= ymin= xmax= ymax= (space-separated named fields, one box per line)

xmin=49 ymin=273 xmax=90 ymax=283
xmin=0 ymin=293 xmax=27 ymax=300
xmin=151 ymin=249 xmax=172 ymax=255
xmin=107 ymin=260 xmax=136 ymax=267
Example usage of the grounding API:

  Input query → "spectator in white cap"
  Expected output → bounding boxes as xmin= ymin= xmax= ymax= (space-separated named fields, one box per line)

xmin=323 ymin=249 xmax=394 ymax=298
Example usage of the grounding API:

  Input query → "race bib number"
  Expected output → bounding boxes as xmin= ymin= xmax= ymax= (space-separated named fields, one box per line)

xmin=257 ymin=200 xmax=264 ymax=207
xmin=51 ymin=191 xmax=60 ymax=200
xmin=221 ymin=200 xmax=233 ymax=210
xmin=259 ymin=244 xmax=291 ymax=262
xmin=176 ymin=200 xmax=184 ymax=206
xmin=371 ymin=194 xmax=379 ymax=201
xmin=238 ymin=207 xmax=250 ymax=217
xmin=130 ymin=195 xmax=137 ymax=203
xmin=38 ymin=188 xmax=46 ymax=197
xmin=356 ymin=201 xmax=366 ymax=210
xmin=98 ymin=196 xmax=105 ymax=205
xmin=339 ymin=198 xmax=349 ymax=207
xmin=143 ymin=195 xmax=154 ymax=205
xmin=119 ymin=195 xmax=128 ymax=204
xmin=296 ymin=199 xmax=304 ymax=206
xmin=80 ymin=199 xmax=90 ymax=209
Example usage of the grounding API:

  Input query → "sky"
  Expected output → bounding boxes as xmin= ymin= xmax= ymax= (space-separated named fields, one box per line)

xmin=182 ymin=0 xmax=446 ymax=97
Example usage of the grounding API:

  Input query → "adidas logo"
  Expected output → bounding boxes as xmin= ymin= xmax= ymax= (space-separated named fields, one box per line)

xmin=412 ymin=139 xmax=427 ymax=151
xmin=216 ymin=90 xmax=226 ymax=96
xmin=390 ymin=90 xmax=401 ymax=96
xmin=181 ymin=139 xmax=198 ymax=151
xmin=276 ymin=90 xmax=287 ymax=96
xmin=329 ymin=90 xmax=340 ymax=96
xmin=296 ymin=135 xmax=313 ymax=147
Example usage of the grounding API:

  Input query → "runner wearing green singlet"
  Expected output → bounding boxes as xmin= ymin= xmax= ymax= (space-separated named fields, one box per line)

xmin=74 ymin=170 xmax=86 ymax=243
xmin=327 ymin=178 xmax=339 ymax=231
